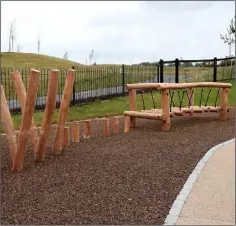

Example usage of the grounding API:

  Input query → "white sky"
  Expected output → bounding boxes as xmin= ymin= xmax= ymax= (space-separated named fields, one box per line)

xmin=1 ymin=1 xmax=235 ymax=64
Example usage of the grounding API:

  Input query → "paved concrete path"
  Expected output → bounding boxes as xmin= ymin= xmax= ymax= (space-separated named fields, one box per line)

xmin=176 ymin=140 xmax=235 ymax=225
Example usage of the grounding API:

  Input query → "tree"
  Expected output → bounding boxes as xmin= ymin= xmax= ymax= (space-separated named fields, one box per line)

xmin=9 ymin=19 xmax=16 ymax=52
xmin=63 ymin=50 xmax=68 ymax=59
xmin=89 ymin=49 xmax=95 ymax=65
xmin=37 ymin=34 xmax=41 ymax=54
xmin=220 ymin=16 xmax=235 ymax=57
xmin=17 ymin=44 xmax=21 ymax=52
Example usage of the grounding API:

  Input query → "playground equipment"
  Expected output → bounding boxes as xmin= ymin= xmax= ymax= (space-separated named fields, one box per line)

xmin=1 ymin=68 xmax=121 ymax=172
xmin=124 ymin=82 xmax=232 ymax=132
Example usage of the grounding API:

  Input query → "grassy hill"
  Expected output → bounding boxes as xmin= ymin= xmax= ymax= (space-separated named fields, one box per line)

xmin=1 ymin=52 xmax=83 ymax=69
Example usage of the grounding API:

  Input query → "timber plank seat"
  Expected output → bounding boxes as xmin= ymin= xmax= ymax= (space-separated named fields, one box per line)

xmin=124 ymin=82 xmax=232 ymax=132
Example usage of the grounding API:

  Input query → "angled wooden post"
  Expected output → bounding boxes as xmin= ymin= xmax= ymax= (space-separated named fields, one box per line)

xmin=124 ymin=116 xmax=130 ymax=133
xmin=11 ymin=71 xmax=38 ymax=150
xmin=161 ymin=89 xmax=171 ymax=132
xmin=112 ymin=116 xmax=119 ymax=134
xmin=220 ymin=88 xmax=229 ymax=120
xmin=52 ymin=69 xmax=75 ymax=154
xmin=12 ymin=69 xmax=40 ymax=172
xmin=129 ymin=89 xmax=136 ymax=128
xmin=0 ymin=85 xmax=17 ymax=164
xmin=71 ymin=122 xmax=80 ymax=142
xmin=34 ymin=69 xmax=60 ymax=162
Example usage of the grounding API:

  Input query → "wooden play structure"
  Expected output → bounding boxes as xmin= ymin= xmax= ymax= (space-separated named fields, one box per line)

xmin=124 ymin=82 xmax=232 ymax=132
xmin=1 ymin=69 xmax=120 ymax=172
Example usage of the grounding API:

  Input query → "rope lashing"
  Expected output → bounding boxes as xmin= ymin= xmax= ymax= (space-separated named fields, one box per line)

xmin=214 ymin=89 xmax=220 ymax=107
xmin=185 ymin=89 xmax=194 ymax=108
xmin=140 ymin=90 xmax=146 ymax=110
xmin=169 ymin=90 xmax=176 ymax=112
xmin=204 ymin=89 xmax=212 ymax=107
xmin=199 ymin=88 xmax=203 ymax=108
xmin=150 ymin=89 xmax=156 ymax=109
xmin=177 ymin=90 xmax=185 ymax=110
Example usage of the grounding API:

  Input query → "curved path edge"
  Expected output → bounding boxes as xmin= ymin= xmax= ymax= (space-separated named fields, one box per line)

xmin=164 ymin=138 xmax=235 ymax=225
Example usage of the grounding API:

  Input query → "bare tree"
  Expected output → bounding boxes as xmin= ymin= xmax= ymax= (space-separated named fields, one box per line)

xmin=89 ymin=49 xmax=95 ymax=65
xmin=220 ymin=16 xmax=235 ymax=57
xmin=63 ymin=50 xmax=68 ymax=59
xmin=37 ymin=34 xmax=41 ymax=54
xmin=9 ymin=19 xmax=16 ymax=52
xmin=17 ymin=44 xmax=21 ymax=52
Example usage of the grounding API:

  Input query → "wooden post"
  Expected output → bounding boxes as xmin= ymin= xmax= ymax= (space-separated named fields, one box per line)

xmin=161 ymin=89 xmax=171 ymax=132
xmin=124 ymin=116 xmax=130 ymax=133
xmin=112 ymin=116 xmax=119 ymax=134
xmin=11 ymin=71 xmax=38 ymax=150
xmin=129 ymin=89 xmax=136 ymax=128
xmin=0 ymin=85 xmax=17 ymax=164
xmin=71 ymin=122 xmax=80 ymax=142
xmin=34 ymin=70 xmax=60 ymax=162
xmin=12 ymin=69 xmax=40 ymax=172
xmin=52 ymin=69 xmax=75 ymax=154
xmin=83 ymin=120 xmax=91 ymax=139
xmin=63 ymin=127 xmax=70 ymax=146
xmin=103 ymin=118 xmax=110 ymax=136
xmin=220 ymin=88 xmax=228 ymax=120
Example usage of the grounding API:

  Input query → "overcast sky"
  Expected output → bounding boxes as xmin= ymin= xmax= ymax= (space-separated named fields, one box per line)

xmin=1 ymin=1 xmax=235 ymax=64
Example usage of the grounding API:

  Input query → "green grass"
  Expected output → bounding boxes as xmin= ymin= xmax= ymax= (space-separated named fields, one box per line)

xmin=2 ymin=80 xmax=234 ymax=133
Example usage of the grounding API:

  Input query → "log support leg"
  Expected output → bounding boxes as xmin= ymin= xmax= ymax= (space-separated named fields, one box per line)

xmin=161 ymin=89 xmax=171 ymax=132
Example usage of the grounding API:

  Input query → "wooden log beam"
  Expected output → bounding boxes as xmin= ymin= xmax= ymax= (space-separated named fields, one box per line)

xmin=129 ymin=89 xmax=136 ymax=128
xmin=112 ymin=116 xmax=119 ymax=134
xmin=11 ymin=71 xmax=38 ymax=150
xmin=12 ymin=69 xmax=40 ymax=172
xmin=63 ymin=127 xmax=70 ymax=146
xmin=161 ymin=89 xmax=170 ymax=131
xmin=52 ymin=69 xmax=75 ymax=154
xmin=0 ymin=85 xmax=17 ymax=164
xmin=71 ymin=122 xmax=80 ymax=142
xmin=220 ymin=88 xmax=229 ymax=120
xmin=34 ymin=69 xmax=60 ymax=162
xmin=103 ymin=118 xmax=110 ymax=136
xmin=124 ymin=111 xmax=164 ymax=120
xmin=126 ymin=83 xmax=160 ymax=90
xmin=156 ymin=82 xmax=232 ymax=90
xmin=83 ymin=120 xmax=91 ymax=139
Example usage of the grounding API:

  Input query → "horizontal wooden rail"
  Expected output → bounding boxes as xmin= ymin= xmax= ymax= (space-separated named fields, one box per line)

xmin=125 ymin=82 xmax=232 ymax=90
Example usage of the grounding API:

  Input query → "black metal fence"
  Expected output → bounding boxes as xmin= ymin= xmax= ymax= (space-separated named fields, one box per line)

xmin=0 ymin=56 xmax=235 ymax=113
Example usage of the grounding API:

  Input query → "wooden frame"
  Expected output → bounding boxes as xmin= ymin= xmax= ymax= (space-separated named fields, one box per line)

xmin=124 ymin=82 xmax=232 ymax=132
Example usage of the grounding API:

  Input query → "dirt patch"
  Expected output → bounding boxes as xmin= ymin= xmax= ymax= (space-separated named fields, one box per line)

xmin=1 ymin=110 xmax=235 ymax=225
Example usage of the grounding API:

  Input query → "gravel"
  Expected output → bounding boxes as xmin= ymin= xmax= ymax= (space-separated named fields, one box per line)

xmin=1 ymin=109 xmax=235 ymax=225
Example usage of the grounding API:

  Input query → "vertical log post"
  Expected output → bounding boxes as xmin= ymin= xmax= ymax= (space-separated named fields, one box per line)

xmin=112 ymin=116 xmax=119 ymax=134
xmin=161 ymin=89 xmax=171 ymax=132
xmin=103 ymin=118 xmax=110 ymax=136
xmin=63 ymin=127 xmax=70 ymax=146
xmin=71 ymin=122 xmax=80 ymax=142
xmin=83 ymin=120 xmax=91 ymax=139
xmin=11 ymin=71 xmax=38 ymax=150
xmin=12 ymin=69 xmax=40 ymax=172
xmin=129 ymin=89 xmax=136 ymax=128
xmin=34 ymin=70 xmax=60 ymax=162
xmin=52 ymin=69 xmax=75 ymax=154
xmin=124 ymin=116 xmax=130 ymax=133
xmin=220 ymin=88 xmax=228 ymax=120
xmin=0 ymin=85 xmax=17 ymax=164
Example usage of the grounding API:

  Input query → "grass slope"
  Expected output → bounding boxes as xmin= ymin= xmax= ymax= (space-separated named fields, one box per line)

xmin=1 ymin=52 xmax=83 ymax=69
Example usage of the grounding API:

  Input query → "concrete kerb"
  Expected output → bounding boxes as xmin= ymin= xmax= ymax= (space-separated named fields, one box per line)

xmin=163 ymin=138 xmax=235 ymax=225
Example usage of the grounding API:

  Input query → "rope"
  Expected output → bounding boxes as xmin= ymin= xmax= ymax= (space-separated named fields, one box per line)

xmin=185 ymin=89 xmax=194 ymax=108
xmin=214 ymin=89 xmax=220 ymax=107
xmin=150 ymin=89 xmax=156 ymax=109
xmin=177 ymin=90 xmax=185 ymax=110
xmin=169 ymin=90 xmax=175 ymax=112
xmin=204 ymin=89 xmax=212 ymax=107
xmin=140 ymin=90 xmax=145 ymax=110
xmin=199 ymin=89 xmax=203 ymax=107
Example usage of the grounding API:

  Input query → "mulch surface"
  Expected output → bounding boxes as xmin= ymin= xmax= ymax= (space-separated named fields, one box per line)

xmin=1 ymin=109 xmax=235 ymax=225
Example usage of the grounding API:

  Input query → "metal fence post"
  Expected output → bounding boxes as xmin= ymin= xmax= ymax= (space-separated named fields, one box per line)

xmin=213 ymin=57 xmax=217 ymax=82
xmin=159 ymin=59 xmax=164 ymax=83
xmin=122 ymin=64 xmax=125 ymax=97
xmin=72 ymin=66 xmax=76 ymax=105
xmin=175 ymin=58 xmax=179 ymax=83
xmin=156 ymin=63 xmax=159 ymax=82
